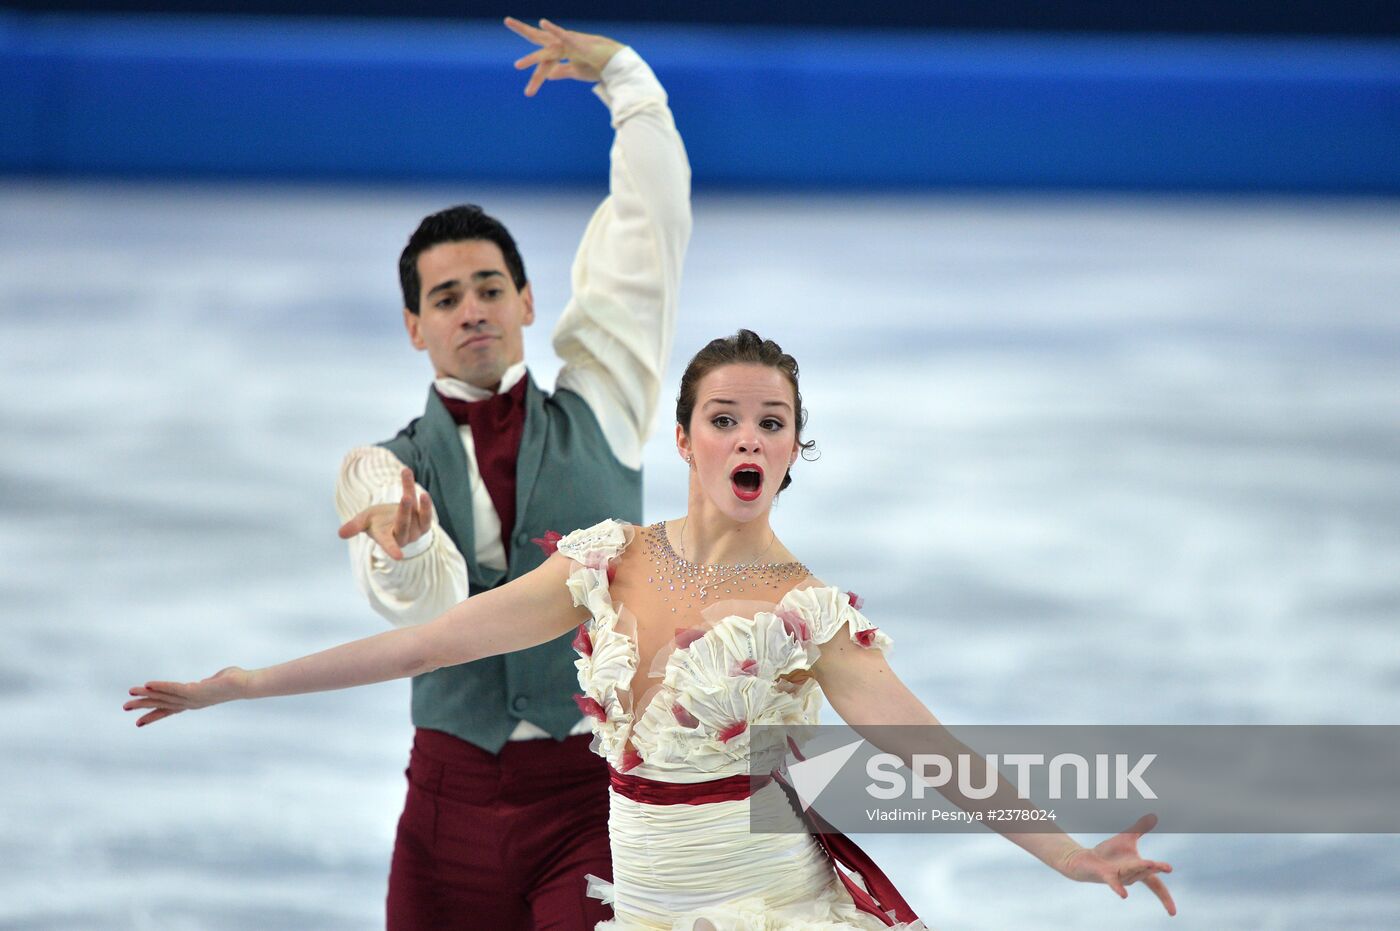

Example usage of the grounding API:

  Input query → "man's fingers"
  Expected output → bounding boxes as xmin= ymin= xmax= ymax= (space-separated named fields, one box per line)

xmin=527 ymin=60 xmax=556 ymax=96
xmin=392 ymin=492 xmax=413 ymax=539
xmin=372 ymin=529 xmax=405 ymax=561
xmin=519 ymin=51 xmax=585 ymax=85
xmin=547 ymin=63 xmax=583 ymax=82
xmin=417 ymin=492 xmax=434 ymax=525
xmin=514 ymin=47 xmax=557 ymax=70
xmin=538 ymin=18 xmax=572 ymax=42
xmin=508 ymin=18 xmax=601 ymax=92
xmin=337 ymin=515 xmax=367 ymax=539
xmin=392 ymin=491 xmax=414 ymax=544
xmin=503 ymin=16 xmax=548 ymax=43
xmin=524 ymin=60 xmax=555 ymax=97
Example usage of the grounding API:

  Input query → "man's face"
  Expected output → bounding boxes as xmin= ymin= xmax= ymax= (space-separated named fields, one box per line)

xmin=403 ymin=239 xmax=535 ymax=390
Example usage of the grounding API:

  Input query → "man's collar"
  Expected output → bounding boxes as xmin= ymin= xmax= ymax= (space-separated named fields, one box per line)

xmin=435 ymin=360 xmax=528 ymax=403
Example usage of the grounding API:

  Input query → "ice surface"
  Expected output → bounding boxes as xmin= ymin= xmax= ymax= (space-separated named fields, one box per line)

xmin=2 ymin=181 xmax=1398 ymax=929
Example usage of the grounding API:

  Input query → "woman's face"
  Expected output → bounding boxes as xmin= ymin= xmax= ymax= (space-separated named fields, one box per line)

xmin=677 ymin=363 xmax=800 ymax=522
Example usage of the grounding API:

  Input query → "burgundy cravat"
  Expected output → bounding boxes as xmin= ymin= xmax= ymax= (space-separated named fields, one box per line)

xmin=437 ymin=377 xmax=528 ymax=557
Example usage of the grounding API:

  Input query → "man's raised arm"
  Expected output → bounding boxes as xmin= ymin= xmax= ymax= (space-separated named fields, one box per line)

xmin=509 ymin=18 xmax=693 ymax=470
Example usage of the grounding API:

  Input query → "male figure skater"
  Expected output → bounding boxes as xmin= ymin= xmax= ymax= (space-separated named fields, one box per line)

xmin=334 ymin=18 xmax=690 ymax=929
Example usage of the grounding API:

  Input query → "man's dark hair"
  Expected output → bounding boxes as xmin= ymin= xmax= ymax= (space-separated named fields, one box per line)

xmin=398 ymin=204 xmax=528 ymax=314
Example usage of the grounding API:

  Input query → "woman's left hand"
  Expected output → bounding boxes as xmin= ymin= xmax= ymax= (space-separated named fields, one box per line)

xmin=1059 ymin=813 xmax=1176 ymax=916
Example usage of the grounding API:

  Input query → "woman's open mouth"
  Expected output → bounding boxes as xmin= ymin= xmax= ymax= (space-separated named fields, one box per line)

xmin=730 ymin=463 xmax=764 ymax=502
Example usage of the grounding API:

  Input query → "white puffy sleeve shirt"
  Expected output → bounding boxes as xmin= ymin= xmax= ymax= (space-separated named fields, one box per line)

xmin=335 ymin=47 xmax=691 ymax=633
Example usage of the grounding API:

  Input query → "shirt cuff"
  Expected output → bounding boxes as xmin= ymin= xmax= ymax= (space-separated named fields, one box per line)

xmin=364 ymin=480 xmax=436 ymax=563
xmin=396 ymin=526 xmax=436 ymax=560
xmin=592 ymin=46 xmax=667 ymax=118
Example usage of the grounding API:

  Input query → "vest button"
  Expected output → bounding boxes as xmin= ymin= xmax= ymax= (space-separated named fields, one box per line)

xmin=511 ymin=695 xmax=529 ymax=712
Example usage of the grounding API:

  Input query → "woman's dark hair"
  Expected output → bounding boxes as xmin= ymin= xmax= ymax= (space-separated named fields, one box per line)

xmin=676 ymin=329 xmax=817 ymax=492
xmin=399 ymin=204 xmax=528 ymax=314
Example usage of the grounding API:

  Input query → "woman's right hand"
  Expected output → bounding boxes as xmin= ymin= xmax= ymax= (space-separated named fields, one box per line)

xmin=124 ymin=666 xmax=251 ymax=727
xmin=121 ymin=550 xmax=582 ymax=727
xmin=1057 ymin=814 xmax=1176 ymax=916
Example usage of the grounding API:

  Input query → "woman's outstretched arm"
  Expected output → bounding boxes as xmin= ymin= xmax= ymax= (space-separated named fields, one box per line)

xmin=125 ymin=553 xmax=585 ymax=727
xmin=813 ymin=629 xmax=1177 ymax=917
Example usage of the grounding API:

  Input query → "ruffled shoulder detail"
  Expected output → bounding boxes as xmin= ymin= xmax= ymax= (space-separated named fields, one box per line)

xmin=555 ymin=518 xmax=630 ymax=564
xmin=560 ymin=519 xmax=636 ymax=767
xmin=778 ymin=585 xmax=894 ymax=653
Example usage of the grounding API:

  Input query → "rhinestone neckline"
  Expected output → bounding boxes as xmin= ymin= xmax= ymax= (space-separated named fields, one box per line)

xmin=653 ymin=520 xmax=805 ymax=573
xmin=643 ymin=521 xmax=809 ymax=605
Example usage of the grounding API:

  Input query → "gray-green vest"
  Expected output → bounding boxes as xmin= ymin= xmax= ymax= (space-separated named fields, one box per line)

xmin=381 ymin=375 xmax=641 ymax=753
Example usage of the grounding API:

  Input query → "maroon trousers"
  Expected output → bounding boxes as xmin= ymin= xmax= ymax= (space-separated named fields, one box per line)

xmin=387 ymin=728 xmax=614 ymax=930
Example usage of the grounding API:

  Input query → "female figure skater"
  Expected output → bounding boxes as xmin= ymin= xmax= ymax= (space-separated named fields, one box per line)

xmin=127 ymin=330 xmax=1175 ymax=928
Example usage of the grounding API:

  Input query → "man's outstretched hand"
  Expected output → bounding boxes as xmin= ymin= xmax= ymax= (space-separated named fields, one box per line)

xmin=505 ymin=17 xmax=624 ymax=97
xmin=338 ymin=468 xmax=433 ymax=560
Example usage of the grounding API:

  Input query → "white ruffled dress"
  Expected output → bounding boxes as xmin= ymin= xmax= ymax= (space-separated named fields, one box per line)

xmin=556 ymin=520 xmax=927 ymax=931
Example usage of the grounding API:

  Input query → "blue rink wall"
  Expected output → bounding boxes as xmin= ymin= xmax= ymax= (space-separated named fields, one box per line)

xmin=3 ymin=11 xmax=1399 ymax=192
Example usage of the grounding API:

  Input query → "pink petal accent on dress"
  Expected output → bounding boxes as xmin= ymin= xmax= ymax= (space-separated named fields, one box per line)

xmin=777 ymin=608 xmax=810 ymax=642
xmin=846 ymin=590 xmax=865 ymax=610
xmin=531 ymin=530 xmax=563 ymax=556
xmin=572 ymin=624 xmax=593 ymax=657
xmin=855 ymin=627 xmax=879 ymax=648
xmin=619 ymin=746 xmax=644 ymax=772
xmin=732 ymin=658 xmax=758 ymax=676
xmin=674 ymin=627 xmax=706 ymax=649
xmin=584 ymin=551 xmax=619 ymax=584
xmin=572 ymin=693 xmax=607 ymax=722
xmin=717 ymin=721 xmax=748 ymax=743
xmin=672 ymin=703 xmax=699 ymax=728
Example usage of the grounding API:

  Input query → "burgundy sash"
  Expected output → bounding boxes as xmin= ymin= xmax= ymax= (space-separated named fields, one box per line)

xmin=607 ymin=765 xmax=920 ymax=926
